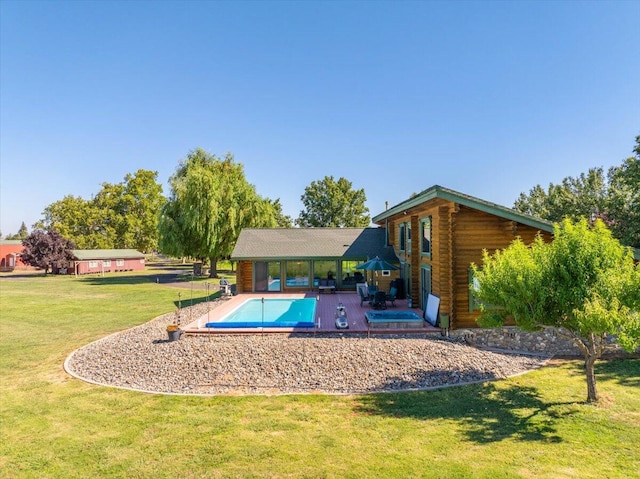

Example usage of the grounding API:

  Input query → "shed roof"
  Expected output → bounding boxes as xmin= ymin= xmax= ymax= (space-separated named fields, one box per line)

xmin=231 ymin=227 xmax=398 ymax=263
xmin=72 ymin=249 xmax=145 ymax=260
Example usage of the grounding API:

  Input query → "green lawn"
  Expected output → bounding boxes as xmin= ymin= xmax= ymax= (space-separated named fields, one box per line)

xmin=1 ymin=265 xmax=638 ymax=478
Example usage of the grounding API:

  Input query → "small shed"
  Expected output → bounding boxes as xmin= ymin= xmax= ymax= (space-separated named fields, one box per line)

xmin=70 ymin=249 xmax=145 ymax=275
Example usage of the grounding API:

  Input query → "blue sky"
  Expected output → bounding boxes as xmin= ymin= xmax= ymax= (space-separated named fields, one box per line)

xmin=1 ymin=1 xmax=639 ymax=235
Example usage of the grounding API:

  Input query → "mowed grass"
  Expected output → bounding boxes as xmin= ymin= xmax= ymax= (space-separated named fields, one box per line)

xmin=1 ymin=266 xmax=639 ymax=478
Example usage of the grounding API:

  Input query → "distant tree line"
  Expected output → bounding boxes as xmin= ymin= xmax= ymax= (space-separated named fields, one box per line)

xmin=514 ymin=134 xmax=640 ymax=248
xmin=15 ymin=135 xmax=637 ymax=275
xmin=15 ymin=149 xmax=369 ymax=276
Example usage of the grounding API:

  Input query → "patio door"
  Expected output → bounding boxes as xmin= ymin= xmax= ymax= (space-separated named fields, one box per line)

xmin=254 ymin=261 xmax=282 ymax=292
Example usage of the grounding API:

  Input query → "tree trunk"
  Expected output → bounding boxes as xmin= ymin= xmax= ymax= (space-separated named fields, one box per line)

xmin=585 ymin=354 xmax=599 ymax=403
xmin=209 ymin=257 xmax=219 ymax=278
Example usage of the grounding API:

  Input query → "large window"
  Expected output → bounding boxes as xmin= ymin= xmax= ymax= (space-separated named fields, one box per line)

xmin=286 ymin=261 xmax=310 ymax=287
xmin=313 ymin=260 xmax=336 ymax=286
xmin=341 ymin=260 xmax=364 ymax=289
xmin=421 ymin=217 xmax=431 ymax=256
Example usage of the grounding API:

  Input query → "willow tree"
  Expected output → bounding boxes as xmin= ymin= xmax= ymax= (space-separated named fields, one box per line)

xmin=158 ymin=149 xmax=276 ymax=277
xmin=472 ymin=218 xmax=640 ymax=403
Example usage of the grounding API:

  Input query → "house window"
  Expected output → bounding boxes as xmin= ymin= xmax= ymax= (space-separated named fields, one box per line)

xmin=313 ymin=260 xmax=336 ymax=287
xmin=116 ymin=259 xmax=125 ymax=267
xmin=341 ymin=260 xmax=364 ymax=289
xmin=89 ymin=261 xmax=98 ymax=268
xmin=421 ymin=217 xmax=431 ymax=256
xmin=399 ymin=224 xmax=406 ymax=251
xmin=285 ymin=261 xmax=309 ymax=287
xmin=102 ymin=260 xmax=111 ymax=267
xmin=407 ymin=223 xmax=411 ymax=253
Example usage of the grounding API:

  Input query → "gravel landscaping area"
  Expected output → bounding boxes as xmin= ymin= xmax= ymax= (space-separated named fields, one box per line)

xmin=65 ymin=302 xmax=551 ymax=395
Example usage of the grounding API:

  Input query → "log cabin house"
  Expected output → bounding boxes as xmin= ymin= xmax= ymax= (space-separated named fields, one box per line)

xmin=232 ymin=184 xmax=639 ymax=329
xmin=371 ymin=185 xmax=555 ymax=329
xmin=232 ymin=185 xmax=558 ymax=329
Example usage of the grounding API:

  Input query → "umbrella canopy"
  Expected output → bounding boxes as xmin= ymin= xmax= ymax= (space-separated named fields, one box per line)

xmin=355 ymin=256 xmax=399 ymax=271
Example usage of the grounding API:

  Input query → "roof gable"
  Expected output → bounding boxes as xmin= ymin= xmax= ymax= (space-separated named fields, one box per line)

xmin=372 ymin=184 xmax=554 ymax=233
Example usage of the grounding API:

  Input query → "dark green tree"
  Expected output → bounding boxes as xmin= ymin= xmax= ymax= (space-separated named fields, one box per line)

xmin=605 ymin=135 xmax=640 ymax=248
xmin=270 ymin=199 xmax=293 ymax=228
xmin=514 ymin=135 xmax=640 ymax=248
xmin=296 ymin=176 xmax=370 ymax=227
xmin=472 ymin=218 xmax=640 ymax=403
xmin=158 ymin=149 xmax=275 ymax=277
xmin=5 ymin=222 xmax=29 ymax=240
xmin=21 ymin=229 xmax=76 ymax=275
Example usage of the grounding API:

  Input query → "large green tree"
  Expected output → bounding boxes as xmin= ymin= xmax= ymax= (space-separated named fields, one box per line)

xmin=37 ymin=170 xmax=164 ymax=251
xmin=296 ymin=176 xmax=370 ymax=227
xmin=514 ymin=135 xmax=640 ymax=248
xmin=605 ymin=135 xmax=640 ymax=248
xmin=472 ymin=218 xmax=640 ymax=403
xmin=93 ymin=170 xmax=165 ymax=252
xmin=158 ymin=149 xmax=276 ymax=277
xmin=37 ymin=195 xmax=112 ymax=249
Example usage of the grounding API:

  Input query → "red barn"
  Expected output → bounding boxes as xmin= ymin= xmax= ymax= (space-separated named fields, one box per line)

xmin=0 ymin=240 xmax=31 ymax=271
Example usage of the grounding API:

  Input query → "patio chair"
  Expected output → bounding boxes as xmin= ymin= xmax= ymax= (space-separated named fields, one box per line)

xmin=357 ymin=283 xmax=370 ymax=307
xmin=385 ymin=286 xmax=397 ymax=306
xmin=371 ymin=291 xmax=387 ymax=310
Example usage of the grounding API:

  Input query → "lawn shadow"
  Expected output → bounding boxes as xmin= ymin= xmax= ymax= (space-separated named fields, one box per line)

xmin=79 ymin=273 xmax=172 ymax=286
xmin=594 ymin=358 xmax=640 ymax=388
xmin=356 ymin=375 xmax=577 ymax=444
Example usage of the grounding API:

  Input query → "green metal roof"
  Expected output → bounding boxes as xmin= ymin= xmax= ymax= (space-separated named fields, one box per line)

xmin=372 ymin=184 xmax=555 ymax=233
xmin=72 ymin=249 xmax=145 ymax=260
xmin=231 ymin=227 xmax=398 ymax=263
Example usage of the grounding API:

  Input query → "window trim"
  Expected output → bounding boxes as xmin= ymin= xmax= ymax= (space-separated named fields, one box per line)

xmin=420 ymin=216 xmax=431 ymax=258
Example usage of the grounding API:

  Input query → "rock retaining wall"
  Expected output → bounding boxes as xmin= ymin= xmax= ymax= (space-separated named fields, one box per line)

xmin=448 ymin=327 xmax=631 ymax=357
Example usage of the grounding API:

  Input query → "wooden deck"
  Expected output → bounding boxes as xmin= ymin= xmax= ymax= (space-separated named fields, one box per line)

xmin=182 ymin=291 xmax=441 ymax=335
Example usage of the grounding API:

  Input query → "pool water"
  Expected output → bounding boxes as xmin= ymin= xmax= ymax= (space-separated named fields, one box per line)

xmin=205 ymin=298 xmax=317 ymax=329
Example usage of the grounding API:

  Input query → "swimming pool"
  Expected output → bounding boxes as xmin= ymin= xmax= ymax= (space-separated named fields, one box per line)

xmin=205 ymin=298 xmax=317 ymax=329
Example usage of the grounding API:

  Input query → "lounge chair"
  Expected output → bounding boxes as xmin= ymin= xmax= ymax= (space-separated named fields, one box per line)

xmin=386 ymin=286 xmax=397 ymax=306
xmin=371 ymin=291 xmax=387 ymax=310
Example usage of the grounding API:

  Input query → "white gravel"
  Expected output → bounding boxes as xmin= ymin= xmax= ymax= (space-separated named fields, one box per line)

xmin=65 ymin=302 xmax=550 ymax=396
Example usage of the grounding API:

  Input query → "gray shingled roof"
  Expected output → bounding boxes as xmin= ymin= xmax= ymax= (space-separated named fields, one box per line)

xmin=231 ymin=227 xmax=398 ymax=263
xmin=72 ymin=249 xmax=145 ymax=260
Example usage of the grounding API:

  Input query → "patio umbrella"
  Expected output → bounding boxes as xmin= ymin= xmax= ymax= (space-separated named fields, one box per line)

xmin=355 ymin=256 xmax=399 ymax=271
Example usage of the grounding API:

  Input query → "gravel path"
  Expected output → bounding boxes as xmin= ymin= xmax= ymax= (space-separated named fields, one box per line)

xmin=65 ymin=302 xmax=550 ymax=396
